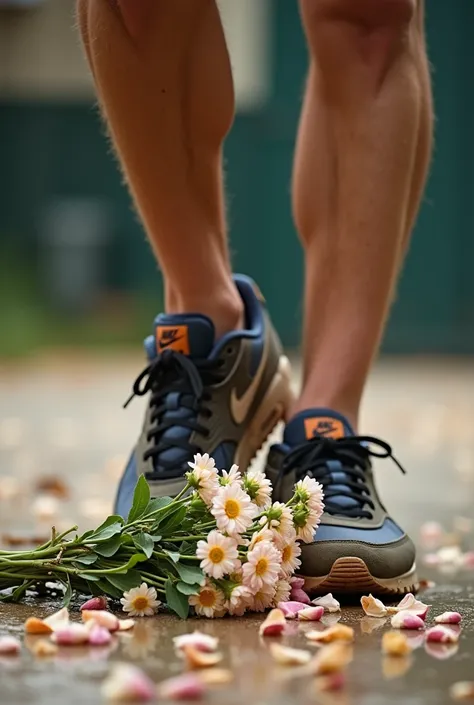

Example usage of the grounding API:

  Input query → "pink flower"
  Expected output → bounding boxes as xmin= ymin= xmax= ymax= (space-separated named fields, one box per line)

xmin=277 ymin=601 xmax=308 ymax=619
xmin=80 ymin=596 xmax=108 ymax=611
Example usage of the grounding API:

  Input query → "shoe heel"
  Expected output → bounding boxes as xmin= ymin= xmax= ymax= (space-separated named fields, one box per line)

xmin=236 ymin=355 xmax=294 ymax=470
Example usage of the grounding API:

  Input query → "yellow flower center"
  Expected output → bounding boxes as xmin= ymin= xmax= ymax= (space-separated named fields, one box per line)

xmin=282 ymin=545 xmax=292 ymax=563
xmin=209 ymin=546 xmax=225 ymax=564
xmin=224 ymin=498 xmax=240 ymax=519
xmin=199 ymin=589 xmax=216 ymax=608
xmin=255 ymin=558 xmax=269 ymax=577
xmin=132 ymin=596 xmax=149 ymax=611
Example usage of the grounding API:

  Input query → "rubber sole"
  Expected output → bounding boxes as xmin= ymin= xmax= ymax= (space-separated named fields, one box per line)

xmin=302 ymin=557 xmax=419 ymax=597
xmin=236 ymin=355 xmax=294 ymax=471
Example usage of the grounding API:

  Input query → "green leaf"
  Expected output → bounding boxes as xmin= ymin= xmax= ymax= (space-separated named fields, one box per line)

xmin=165 ymin=579 xmax=189 ymax=619
xmin=165 ymin=551 xmax=180 ymax=564
xmin=95 ymin=535 xmax=122 ymax=558
xmin=73 ymin=553 xmax=98 ymax=566
xmin=91 ymin=515 xmax=124 ymax=542
xmin=173 ymin=562 xmax=205 ymax=586
xmin=159 ymin=507 xmax=187 ymax=535
xmin=127 ymin=475 xmax=151 ymax=523
xmin=154 ymin=503 xmax=184 ymax=528
xmin=149 ymin=534 xmax=162 ymax=542
xmin=62 ymin=576 xmax=73 ymax=607
xmin=78 ymin=573 xmax=101 ymax=582
xmin=116 ymin=553 xmax=148 ymax=573
xmin=106 ymin=570 xmax=143 ymax=593
xmin=134 ymin=533 xmax=154 ymax=559
xmin=146 ymin=497 xmax=173 ymax=514
xmin=176 ymin=581 xmax=201 ymax=596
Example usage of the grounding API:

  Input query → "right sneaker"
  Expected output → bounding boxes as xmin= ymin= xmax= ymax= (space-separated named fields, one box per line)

xmin=115 ymin=274 xmax=293 ymax=518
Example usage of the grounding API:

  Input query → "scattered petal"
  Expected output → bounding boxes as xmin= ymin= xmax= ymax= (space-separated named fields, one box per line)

xmin=0 ymin=636 xmax=21 ymax=655
xmin=44 ymin=607 xmax=70 ymax=630
xmin=181 ymin=645 xmax=223 ymax=669
xmin=382 ymin=656 xmax=413 ymax=680
xmin=173 ymin=632 xmax=219 ymax=654
xmin=24 ymin=617 xmax=53 ymax=635
xmin=306 ymin=624 xmax=354 ymax=643
xmin=290 ymin=587 xmax=311 ymax=605
xmin=420 ymin=521 xmax=444 ymax=548
xmin=80 ymin=596 xmax=108 ymax=611
xmin=425 ymin=625 xmax=460 ymax=643
xmin=435 ymin=612 xmax=462 ymax=625
xmin=32 ymin=495 xmax=59 ymax=521
xmin=312 ymin=643 xmax=354 ymax=674
xmin=311 ymin=594 xmax=341 ymax=613
xmin=198 ymin=668 xmax=234 ymax=686
xmin=32 ymin=640 xmax=58 ymax=658
xmin=425 ymin=642 xmax=459 ymax=660
xmin=360 ymin=616 xmax=388 ymax=635
xmin=361 ymin=594 xmax=388 ymax=618
xmin=89 ymin=624 xmax=113 ymax=646
xmin=381 ymin=631 xmax=412 ymax=657
xmin=158 ymin=673 xmax=206 ymax=701
xmin=259 ymin=609 xmax=286 ymax=637
xmin=269 ymin=643 xmax=311 ymax=666
xmin=316 ymin=673 xmax=346 ymax=692
xmin=462 ymin=552 xmax=474 ymax=570
xmin=82 ymin=610 xmax=119 ymax=632
xmin=298 ymin=606 xmax=324 ymax=622
xmin=102 ymin=663 xmax=155 ymax=702
xmin=277 ymin=601 xmax=308 ymax=619
xmin=118 ymin=619 xmax=135 ymax=632
xmin=290 ymin=577 xmax=305 ymax=590
xmin=51 ymin=623 xmax=92 ymax=646
xmin=450 ymin=681 xmax=474 ymax=701
xmin=390 ymin=611 xmax=425 ymax=630
xmin=393 ymin=594 xmax=430 ymax=620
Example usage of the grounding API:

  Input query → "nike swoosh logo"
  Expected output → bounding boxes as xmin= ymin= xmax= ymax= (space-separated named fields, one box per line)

xmin=159 ymin=335 xmax=184 ymax=349
xmin=230 ymin=333 xmax=269 ymax=425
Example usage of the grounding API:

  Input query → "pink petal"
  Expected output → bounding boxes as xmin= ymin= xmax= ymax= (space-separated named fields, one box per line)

xmin=290 ymin=577 xmax=305 ymax=590
xmin=298 ymin=606 xmax=324 ymax=622
xmin=390 ymin=611 xmax=425 ymax=630
xmin=82 ymin=610 xmax=119 ymax=632
xmin=0 ymin=636 xmax=21 ymax=655
xmin=80 ymin=596 xmax=108 ymax=612
xmin=259 ymin=609 xmax=286 ymax=637
xmin=290 ymin=587 xmax=311 ymax=605
xmin=425 ymin=626 xmax=460 ymax=644
xmin=277 ymin=601 xmax=308 ymax=619
xmin=462 ymin=551 xmax=474 ymax=569
xmin=52 ymin=623 xmax=91 ymax=646
xmin=425 ymin=642 xmax=459 ymax=661
xmin=89 ymin=625 xmax=112 ymax=646
xmin=158 ymin=673 xmax=206 ymax=701
xmin=102 ymin=664 xmax=155 ymax=702
xmin=434 ymin=612 xmax=462 ymax=625
xmin=419 ymin=521 xmax=444 ymax=548
xmin=317 ymin=672 xmax=346 ymax=692
xmin=394 ymin=594 xmax=430 ymax=620
xmin=173 ymin=631 xmax=219 ymax=653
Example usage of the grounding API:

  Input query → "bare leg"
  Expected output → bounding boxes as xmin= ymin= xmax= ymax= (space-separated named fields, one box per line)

xmin=76 ymin=0 xmax=243 ymax=336
xmin=292 ymin=0 xmax=433 ymax=428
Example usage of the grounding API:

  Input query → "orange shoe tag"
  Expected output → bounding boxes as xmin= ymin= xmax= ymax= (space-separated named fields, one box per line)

xmin=304 ymin=417 xmax=345 ymax=440
xmin=156 ymin=325 xmax=190 ymax=355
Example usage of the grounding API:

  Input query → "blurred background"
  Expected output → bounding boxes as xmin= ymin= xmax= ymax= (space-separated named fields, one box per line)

xmin=0 ymin=1 xmax=473 ymax=541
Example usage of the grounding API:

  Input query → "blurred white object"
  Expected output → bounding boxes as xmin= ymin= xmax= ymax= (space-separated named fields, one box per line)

xmin=0 ymin=417 xmax=25 ymax=448
xmin=420 ymin=521 xmax=444 ymax=549
xmin=32 ymin=495 xmax=59 ymax=521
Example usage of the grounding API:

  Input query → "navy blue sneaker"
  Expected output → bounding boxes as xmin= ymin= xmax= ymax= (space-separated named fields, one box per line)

xmin=115 ymin=275 xmax=293 ymax=518
xmin=265 ymin=408 xmax=418 ymax=596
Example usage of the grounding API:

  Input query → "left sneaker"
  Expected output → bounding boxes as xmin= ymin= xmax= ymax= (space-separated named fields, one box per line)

xmin=265 ymin=408 xmax=418 ymax=596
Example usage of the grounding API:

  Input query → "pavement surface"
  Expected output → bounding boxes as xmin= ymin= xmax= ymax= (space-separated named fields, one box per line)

xmin=0 ymin=353 xmax=473 ymax=705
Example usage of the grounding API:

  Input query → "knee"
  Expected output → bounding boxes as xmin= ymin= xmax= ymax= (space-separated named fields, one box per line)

xmin=300 ymin=0 xmax=418 ymax=71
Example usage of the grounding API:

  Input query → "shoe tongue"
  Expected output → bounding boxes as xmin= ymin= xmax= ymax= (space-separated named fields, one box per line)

xmin=153 ymin=313 xmax=215 ymax=359
xmin=284 ymin=409 xmax=354 ymax=446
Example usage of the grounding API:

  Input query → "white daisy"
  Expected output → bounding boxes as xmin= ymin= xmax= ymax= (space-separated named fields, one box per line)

xmin=120 ymin=583 xmax=161 ymax=617
xmin=260 ymin=502 xmax=295 ymax=542
xmin=243 ymin=469 xmax=272 ymax=509
xmin=189 ymin=581 xmax=226 ymax=619
xmin=226 ymin=584 xmax=252 ymax=617
xmin=294 ymin=508 xmax=321 ymax=543
xmin=196 ymin=530 xmax=239 ymax=580
xmin=279 ymin=537 xmax=302 ymax=576
xmin=242 ymin=540 xmax=282 ymax=592
xmin=273 ymin=578 xmax=291 ymax=605
xmin=220 ymin=464 xmax=242 ymax=487
xmin=294 ymin=476 xmax=324 ymax=516
xmin=186 ymin=453 xmax=219 ymax=506
xmin=211 ymin=483 xmax=258 ymax=537
xmin=248 ymin=528 xmax=275 ymax=551
xmin=247 ymin=584 xmax=276 ymax=613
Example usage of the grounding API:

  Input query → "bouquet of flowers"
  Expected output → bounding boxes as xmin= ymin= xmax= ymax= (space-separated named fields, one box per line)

xmin=0 ymin=455 xmax=324 ymax=618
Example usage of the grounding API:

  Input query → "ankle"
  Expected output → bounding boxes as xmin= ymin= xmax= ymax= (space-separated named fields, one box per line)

xmin=290 ymin=394 xmax=359 ymax=433
xmin=166 ymin=279 xmax=244 ymax=338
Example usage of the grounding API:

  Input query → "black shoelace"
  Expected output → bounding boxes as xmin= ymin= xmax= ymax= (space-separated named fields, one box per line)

xmin=281 ymin=435 xmax=406 ymax=519
xmin=124 ymin=349 xmax=225 ymax=479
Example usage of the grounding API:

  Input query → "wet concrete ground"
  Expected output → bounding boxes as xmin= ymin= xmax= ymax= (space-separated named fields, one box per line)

xmin=0 ymin=354 xmax=473 ymax=704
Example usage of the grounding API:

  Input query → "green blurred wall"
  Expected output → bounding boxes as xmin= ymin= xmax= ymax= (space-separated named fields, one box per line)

xmin=1 ymin=0 xmax=474 ymax=352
